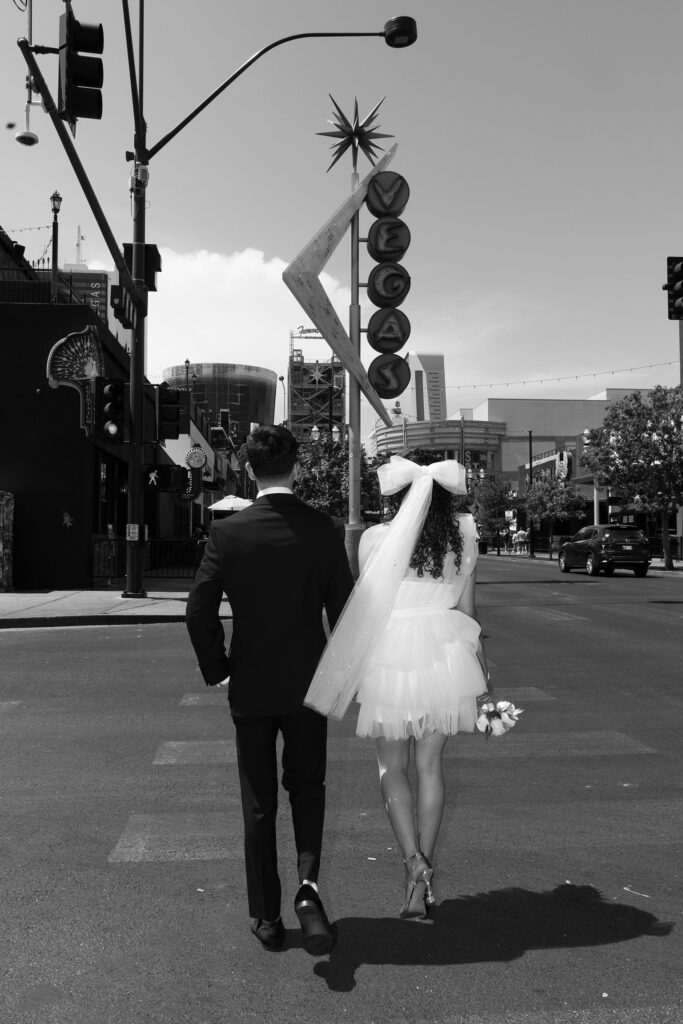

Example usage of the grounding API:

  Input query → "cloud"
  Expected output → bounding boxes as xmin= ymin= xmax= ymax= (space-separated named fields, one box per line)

xmin=141 ymin=247 xmax=351 ymax=382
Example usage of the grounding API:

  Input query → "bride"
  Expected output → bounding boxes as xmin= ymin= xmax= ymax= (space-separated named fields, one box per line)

xmin=305 ymin=454 xmax=491 ymax=920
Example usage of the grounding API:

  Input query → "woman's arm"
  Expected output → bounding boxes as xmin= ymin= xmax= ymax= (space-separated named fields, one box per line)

xmin=455 ymin=570 xmax=491 ymax=694
xmin=358 ymin=524 xmax=388 ymax=573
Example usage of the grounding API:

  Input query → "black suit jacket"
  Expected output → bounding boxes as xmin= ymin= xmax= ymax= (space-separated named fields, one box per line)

xmin=186 ymin=494 xmax=354 ymax=716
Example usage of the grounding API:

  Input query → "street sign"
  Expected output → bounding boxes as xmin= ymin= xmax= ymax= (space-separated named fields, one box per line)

xmin=364 ymin=170 xmax=411 ymax=397
xmin=126 ymin=523 xmax=139 ymax=541
xmin=366 ymin=308 xmax=411 ymax=354
xmin=282 ymin=146 xmax=398 ymax=427
xmin=367 ymin=353 xmax=411 ymax=398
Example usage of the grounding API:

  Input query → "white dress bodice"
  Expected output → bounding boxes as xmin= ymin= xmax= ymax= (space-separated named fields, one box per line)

xmin=360 ymin=513 xmax=479 ymax=611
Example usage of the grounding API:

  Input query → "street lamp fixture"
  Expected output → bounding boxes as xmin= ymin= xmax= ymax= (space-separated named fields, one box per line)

xmin=184 ymin=358 xmax=190 ymax=391
xmin=310 ymin=425 xmax=320 ymax=442
xmin=50 ymin=190 xmax=62 ymax=302
xmin=383 ymin=17 xmax=418 ymax=47
xmin=278 ymin=375 xmax=287 ymax=426
xmin=332 ymin=424 xmax=341 ymax=443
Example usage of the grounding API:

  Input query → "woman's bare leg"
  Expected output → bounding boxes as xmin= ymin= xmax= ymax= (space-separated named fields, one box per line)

xmin=414 ymin=732 xmax=448 ymax=863
xmin=375 ymin=737 xmax=419 ymax=859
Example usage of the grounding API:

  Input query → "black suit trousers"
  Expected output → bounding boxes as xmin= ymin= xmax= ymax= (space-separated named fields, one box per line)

xmin=232 ymin=708 xmax=328 ymax=921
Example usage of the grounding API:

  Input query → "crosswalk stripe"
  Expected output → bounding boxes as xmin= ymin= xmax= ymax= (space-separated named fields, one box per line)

xmin=510 ymin=606 xmax=589 ymax=622
xmin=108 ymin=798 xmax=680 ymax=863
xmin=179 ymin=692 xmax=227 ymax=706
xmin=152 ymin=730 xmax=655 ymax=766
xmin=499 ymin=686 xmax=556 ymax=701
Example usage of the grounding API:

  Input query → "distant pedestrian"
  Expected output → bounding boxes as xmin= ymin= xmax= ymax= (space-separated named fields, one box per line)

xmin=192 ymin=527 xmax=208 ymax=572
xmin=186 ymin=426 xmax=353 ymax=954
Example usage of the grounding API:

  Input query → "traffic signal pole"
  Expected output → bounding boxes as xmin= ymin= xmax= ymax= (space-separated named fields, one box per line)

xmin=120 ymin=0 xmax=148 ymax=597
xmin=20 ymin=11 xmax=416 ymax=597
xmin=347 ymin=168 xmax=364 ymax=573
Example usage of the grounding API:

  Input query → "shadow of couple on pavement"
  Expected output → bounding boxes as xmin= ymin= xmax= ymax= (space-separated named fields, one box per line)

xmin=311 ymin=883 xmax=673 ymax=992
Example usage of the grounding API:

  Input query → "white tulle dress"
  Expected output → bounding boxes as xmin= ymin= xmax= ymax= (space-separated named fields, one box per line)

xmin=354 ymin=513 xmax=488 ymax=740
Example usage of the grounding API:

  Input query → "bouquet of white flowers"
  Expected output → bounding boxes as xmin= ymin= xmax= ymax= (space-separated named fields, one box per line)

xmin=476 ymin=699 xmax=524 ymax=739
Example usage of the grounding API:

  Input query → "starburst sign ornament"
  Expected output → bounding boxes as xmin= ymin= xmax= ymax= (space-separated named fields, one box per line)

xmin=318 ymin=96 xmax=393 ymax=172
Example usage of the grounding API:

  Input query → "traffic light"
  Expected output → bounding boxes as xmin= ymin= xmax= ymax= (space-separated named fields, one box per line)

xmin=123 ymin=243 xmax=162 ymax=292
xmin=110 ymin=279 xmax=136 ymax=330
xmin=57 ymin=5 xmax=104 ymax=134
xmin=665 ymin=257 xmax=683 ymax=319
xmin=364 ymin=171 xmax=412 ymax=398
xmin=95 ymin=379 xmax=125 ymax=443
xmin=158 ymin=384 xmax=182 ymax=440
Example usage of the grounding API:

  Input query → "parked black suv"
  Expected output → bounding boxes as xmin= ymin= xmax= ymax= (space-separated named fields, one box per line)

xmin=558 ymin=525 xmax=651 ymax=577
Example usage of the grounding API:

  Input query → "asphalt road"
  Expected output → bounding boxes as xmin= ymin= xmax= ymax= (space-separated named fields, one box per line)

xmin=1 ymin=557 xmax=681 ymax=1024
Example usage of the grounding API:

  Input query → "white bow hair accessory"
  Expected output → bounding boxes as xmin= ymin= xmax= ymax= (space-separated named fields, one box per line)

xmin=377 ymin=455 xmax=468 ymax=496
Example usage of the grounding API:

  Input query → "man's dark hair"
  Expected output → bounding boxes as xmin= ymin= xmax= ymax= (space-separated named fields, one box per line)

xmin=246 ymin=425 xmax=299 ymax=478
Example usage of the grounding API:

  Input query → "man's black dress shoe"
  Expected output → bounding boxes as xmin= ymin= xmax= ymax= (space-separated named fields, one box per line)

xmin=294 ymin=883 xmax=334 ymax=956
xmin=251 ymin=917 xmax=285 ymax=951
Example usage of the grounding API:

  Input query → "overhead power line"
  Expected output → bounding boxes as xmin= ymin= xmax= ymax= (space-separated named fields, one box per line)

xmin=445 ymin=360 xmax=680 ymax=391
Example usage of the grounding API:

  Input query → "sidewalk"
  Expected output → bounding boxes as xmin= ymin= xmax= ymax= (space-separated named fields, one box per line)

xmin=0 ymin=585 xmax=231 ymax=629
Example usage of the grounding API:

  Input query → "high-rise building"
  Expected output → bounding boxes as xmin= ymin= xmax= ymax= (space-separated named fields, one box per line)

xmin=400 ymin=352 xmax=447 ymax=422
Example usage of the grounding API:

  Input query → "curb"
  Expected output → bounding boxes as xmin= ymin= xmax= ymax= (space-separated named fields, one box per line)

xmin=0 ymin=613 xmax=232 ymax=630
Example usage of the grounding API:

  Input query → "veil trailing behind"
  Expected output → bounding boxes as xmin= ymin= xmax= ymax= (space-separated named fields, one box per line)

xmin=304 ymin=455 xmax=470 ymax=721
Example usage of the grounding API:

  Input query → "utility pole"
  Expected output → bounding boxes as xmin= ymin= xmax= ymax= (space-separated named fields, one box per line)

xmin=347 ymin=165 xmax=363 ymax=570
xmin=120 ymin=0 xmax=149 ymax=596
xmin=527 ymin=429 xmax=535 ymax=558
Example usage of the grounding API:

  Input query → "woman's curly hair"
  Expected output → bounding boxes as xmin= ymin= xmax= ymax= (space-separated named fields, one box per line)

xmin=380 ymin=450 xmax=469 ymax=579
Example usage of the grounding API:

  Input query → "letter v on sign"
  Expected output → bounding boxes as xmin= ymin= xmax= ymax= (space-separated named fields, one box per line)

xmin=282 ymin=144 xmax=398 ymax=427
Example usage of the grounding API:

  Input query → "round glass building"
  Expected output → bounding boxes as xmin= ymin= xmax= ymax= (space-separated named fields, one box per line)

xmin=162 ymin=362 xmax=277 ymax=443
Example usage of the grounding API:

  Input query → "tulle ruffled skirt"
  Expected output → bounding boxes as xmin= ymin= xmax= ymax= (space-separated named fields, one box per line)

xmin=355 ymin=607 xmax=488 ymax=740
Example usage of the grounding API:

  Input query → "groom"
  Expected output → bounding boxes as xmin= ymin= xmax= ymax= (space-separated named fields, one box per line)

xmin=186 ymin=425 xmax=354 ymax=954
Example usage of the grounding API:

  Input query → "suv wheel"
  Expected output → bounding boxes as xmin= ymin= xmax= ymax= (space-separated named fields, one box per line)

xmin=633 ymin=565 xmax=648 ymax=578
xmin=586 ymin=554 xmax=600 ymax=576
xmin=558 ymin=552 xmax=570 ymax=573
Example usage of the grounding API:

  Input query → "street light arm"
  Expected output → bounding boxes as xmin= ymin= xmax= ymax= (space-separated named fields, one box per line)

xmin=121 ymin=0 xmax=145 ymax=145
xmin=147 ymin=30 xmax=383 ymax=160
xmin=16 ymin=37 xmax=141 ymax=309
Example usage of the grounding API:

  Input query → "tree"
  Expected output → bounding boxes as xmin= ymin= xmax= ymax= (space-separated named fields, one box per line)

xmin=295 ymin=437 xmax=376 ymax=519
xmin=581 ymin=385 xmax=683 ymax=570
xmin=468 ymin=477 xmax=518 ymax=553
xmin=521 ymin=476 xmax=587 ymax=556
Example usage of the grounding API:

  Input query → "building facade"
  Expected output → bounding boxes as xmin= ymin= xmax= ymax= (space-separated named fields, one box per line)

xmin=287 ymin=347 xmax=345 ymax=440
xmin=163 ymin=362 xmax=277 ymax=444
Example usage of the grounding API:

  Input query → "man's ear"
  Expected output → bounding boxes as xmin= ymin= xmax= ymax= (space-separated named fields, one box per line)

xmin=245 ymin=461 xmax=256 ymax=482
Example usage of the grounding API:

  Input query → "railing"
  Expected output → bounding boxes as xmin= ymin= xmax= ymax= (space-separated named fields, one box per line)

xmin=0 ymin=266 xmax=91 ymax=307
xmin=92 ymin=537 xmax=199 ymax=585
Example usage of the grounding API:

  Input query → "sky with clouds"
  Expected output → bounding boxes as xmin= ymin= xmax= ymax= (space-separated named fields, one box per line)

xmin=2 ymin=0 xmax=682 ymax=437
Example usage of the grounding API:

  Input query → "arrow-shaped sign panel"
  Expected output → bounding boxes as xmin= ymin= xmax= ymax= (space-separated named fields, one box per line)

xmin=282 ymin=145 xmax=398 ymax=427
